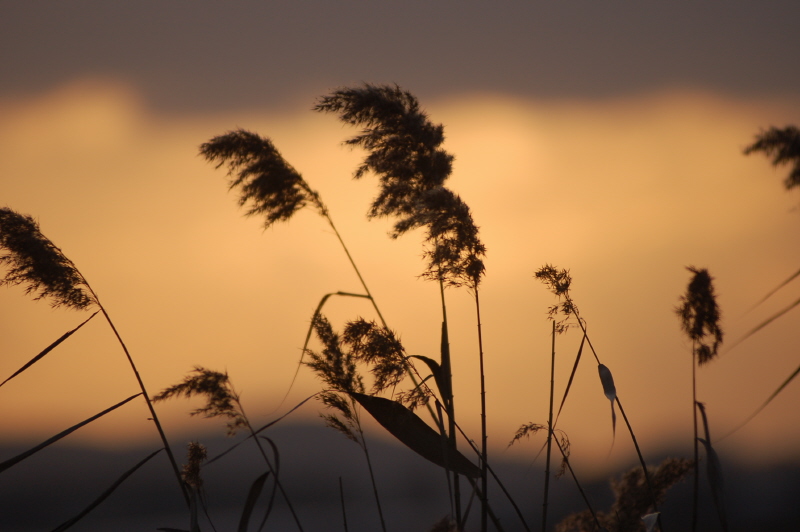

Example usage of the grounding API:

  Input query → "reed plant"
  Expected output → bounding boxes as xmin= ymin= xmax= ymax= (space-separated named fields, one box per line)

xmin=2 ymin=86 xmax=798 ymax=532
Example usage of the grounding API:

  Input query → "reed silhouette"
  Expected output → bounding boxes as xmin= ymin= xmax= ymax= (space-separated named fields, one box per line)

xmin=2 ymin=87 xmax=798 ymax=532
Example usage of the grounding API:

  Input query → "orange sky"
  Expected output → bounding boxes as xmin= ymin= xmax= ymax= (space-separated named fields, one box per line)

xmin=2 ymin=79 xmax=800 ymax=476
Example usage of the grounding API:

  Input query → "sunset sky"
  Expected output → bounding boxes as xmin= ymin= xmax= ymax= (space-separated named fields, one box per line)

xmin=2 ymin=2 xmax=800 ymax=480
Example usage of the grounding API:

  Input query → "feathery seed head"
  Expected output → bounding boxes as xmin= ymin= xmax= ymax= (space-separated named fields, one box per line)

xmin=0 ymin=207 xmax=95 ymax=310
xmin=153 ymin=366 xmax=247 ymax=436
xmin=677 ymin=266 xmax=723 ymax=364
xmin=744 ymin=126 xmax=800 ymax=190
xmin=182 ymin=441 xmax=207 ymax=489
xmin=200 ymin=129 xmax=326 ymax=227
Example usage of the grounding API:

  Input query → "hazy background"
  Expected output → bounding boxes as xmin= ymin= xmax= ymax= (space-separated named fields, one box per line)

xmin=2 ymin=2 xmax=800 ymax=530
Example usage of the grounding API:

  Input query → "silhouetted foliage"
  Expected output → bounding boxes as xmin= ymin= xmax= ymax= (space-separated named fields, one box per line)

xmin=182 ymin=441 xmax=207 ymax=490
xmin=154 ymin=366 xmax=247 ymax=436
xmin=744 ymin=126 xmax=800 ymax=190
xmin=397 ymin=187 xmax=486 ymax=287
xmin=342 ymin=318 xmax=407 ymax=393
xmin=535 ymin=264 xmax=576 ymax=333
xmin=200 ymin=129 xmax=326 ymax=228
xmin=556 ymin=458 xmax=692 ymax=532
xmin=315 ymin=83 xmax=485 ymax=288
xmin=0 ymin=207 xmax=95 ymax=309
xmin=314 ymin=83 xmax=451 ymax=222
xmin=677 ymin=267 xmax=724 ymax=364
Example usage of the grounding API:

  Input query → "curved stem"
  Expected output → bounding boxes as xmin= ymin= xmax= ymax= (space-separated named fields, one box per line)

xmin=324 ymin=213 xmax=387 ymax=327
xmin=94 ymin=300 xmax=189 ymax=506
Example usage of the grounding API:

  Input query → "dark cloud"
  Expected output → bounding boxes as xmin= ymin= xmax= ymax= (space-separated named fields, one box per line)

xmin=2 ymin=1 xmax=799 ymax=112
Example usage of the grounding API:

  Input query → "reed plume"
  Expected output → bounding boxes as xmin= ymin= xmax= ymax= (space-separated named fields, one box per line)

xmin=200 ymin=129 xmax=326 ymax=226
xmin=744 ymin=125 xmax=800 ymax=190
xmin=676 ymin=266 xmax=723 ymax=532
xmin=0 ymin=208 xmax=95 ymax=309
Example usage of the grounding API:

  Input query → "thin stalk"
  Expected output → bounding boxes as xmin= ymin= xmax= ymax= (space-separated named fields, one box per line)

xmin=93 ymin=300 xmax=189 ymax=507
xmin=542 ymin=321 xmax=555 ymax=532
xmin=464 ymin=477 xmax=506 ymax=532
xmin=572 ymin=312 xmax=661 ymax=520
xmin=323 ymin=212 xmax=441 ymax=433
xmin=692 ymin=341 xmax=699 ymax=532
xmin=475 ymin=288 xmax=488 ymax=532
xmin=552 ymin=436 xmax=602 ymax=531
xmin=323 ymin=212 xmax=387 ymax=327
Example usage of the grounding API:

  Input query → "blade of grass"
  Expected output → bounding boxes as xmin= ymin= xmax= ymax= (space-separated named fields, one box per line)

xmin=51 ymin=448 xmax=162 ymax=532
xmin=598 ymin=363 xmax=617 ymax=446
xmin=554 ymin=331 xmax=586 ymax=425
xmin=697 ymin=402 xmax=728 ymax=532
xmin=747 ymin=266 xmax=800 ymax=311
xmin=349 ymin=392 xmax=481 ymax=478
xmin=409 ymin=355 xmax=449 ymax=403
xmin=256 ymin=437 xmax=281 ymax=532
xmin=727 ymin=295 xmax=800 ymax=351
xmin=238 ymin=471 xmax=271 ymax=532
xmin=206 ymin=394 xmax=316 ymax=466
xmin=720 ymin=362 xmax=800 ymax=440
xmin=0 ymin=311 xmax=98 ymax=388
xmin=0 ymin=393 xmax=141 ymax=474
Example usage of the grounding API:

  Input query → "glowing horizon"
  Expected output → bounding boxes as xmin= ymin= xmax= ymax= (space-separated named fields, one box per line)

xmin=2 ymin=78 xmax=800 ymax=475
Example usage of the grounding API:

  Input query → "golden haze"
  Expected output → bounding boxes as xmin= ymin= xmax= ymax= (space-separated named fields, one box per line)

xmin=1 ymin=79 xmax=799 ymax=474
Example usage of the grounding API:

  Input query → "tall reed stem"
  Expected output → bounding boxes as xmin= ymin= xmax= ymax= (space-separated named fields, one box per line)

xmin=439 ymin=278 xmax=462 ymax=528
xmin=93 ymin=299 xmax=189 ymax=506
xmin=691 ymin=341 xmax=699 ymax=532
xmin=323 ymin=212 xmax=387 ymax=327
xmin=475 ymin=288 xmax=488 ymax=532
xmin=542 ymin=321 xmax=555 ymax=532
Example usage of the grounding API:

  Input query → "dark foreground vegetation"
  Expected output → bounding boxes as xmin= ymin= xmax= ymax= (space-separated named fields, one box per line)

xmin=1 ymin=85 xmax=799 ymax=531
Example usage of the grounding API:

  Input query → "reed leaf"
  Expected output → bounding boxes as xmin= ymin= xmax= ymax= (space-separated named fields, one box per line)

xmin=726 ymin=363 xmax=800 ymax=441
xmin=50 ymin=448 xmax=163 ymax=532
xmin=728 ymin=295 xmax=800 ymax=351
xmin=748 ymin=266 xmax=800 ymax=310
xmin=349 ymin=392 xmax=480 ymax=478
xmin=0 ymin=393 xmax=140 ymax=475
xmin=238 ymin=471 xmax=271 ymax=532
xmin=0 ymin=311 xmax=98 ymax=388
xmin=254 ymin=436 xmax=282 ymax=532
xmin=598 ymin=364 xmax=617 ymax=442
xmin=409 ymin=354 xmax=448 ymax=403
xmin=555 ymin=332 xmax=586 ymax=424
xmin=697 ymin=402 xmax=728 ymax=532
